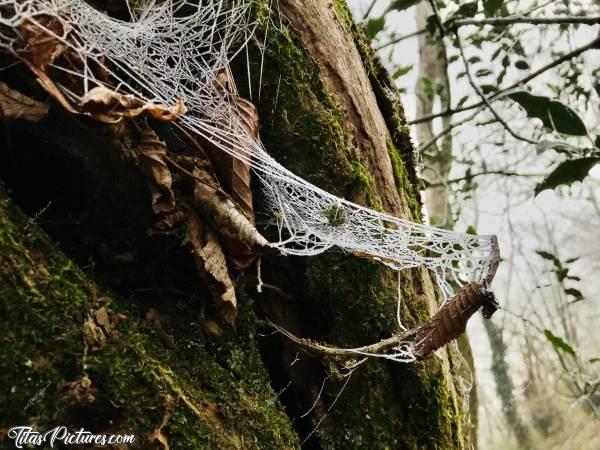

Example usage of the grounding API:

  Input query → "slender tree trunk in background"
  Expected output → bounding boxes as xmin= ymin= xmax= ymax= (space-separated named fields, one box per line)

xmin=483 ymin=320 xmax=534 ymax=449
xmin=414 ymin=3 xmax=478 ymax=446
xmin=0 ymin=1 xmax=470 ymax=448
xmin=415 ymin=2 xmax=453 ymax=228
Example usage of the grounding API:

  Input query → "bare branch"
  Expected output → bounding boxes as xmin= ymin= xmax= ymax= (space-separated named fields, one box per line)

xmin=375 ymin=28 xmax=426 ymax=50
xmin=419 ymin=107 xmax=483 ymax=153
xmin=454 ymin=30 xmax=537 ymax=145
xmin=362 ymin=0 xmax=378 ymax=21
xmin=426 ymin=170 xmax=546 ymax=188
xmin=451 ymin=15 xmax=600 ymax=27
xmin=257 ymin=319 xmax=416 ymax=359
xmin=408 ymin=36 xmax=600 ymax=125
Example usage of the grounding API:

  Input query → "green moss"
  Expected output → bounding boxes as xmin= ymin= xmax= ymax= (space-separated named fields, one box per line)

xmin=0 ymin=186 xmax=299 ymax=449
xmin=232 ymin=2 xmax=465 ymax=448
xmin=387 ymin=137 xmax=423 ymax=220
xmin=321 ymin=204 xmax=346 ymax=227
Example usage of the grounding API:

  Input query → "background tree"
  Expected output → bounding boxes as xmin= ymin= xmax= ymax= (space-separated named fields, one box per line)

xmin=357 ymin=0 xmax=600 ymax=448
xmin=0 ymin=0 xmax=476 ymax=449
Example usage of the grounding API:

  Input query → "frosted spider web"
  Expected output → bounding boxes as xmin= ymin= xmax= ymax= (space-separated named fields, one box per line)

xmin=0 ymin=0 xmax=500 ymax=338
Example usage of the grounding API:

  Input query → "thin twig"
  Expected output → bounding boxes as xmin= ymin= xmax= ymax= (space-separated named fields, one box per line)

xmin=362 ymin=0 xmax=378 ymax=21
xmin=451 ymin=15 xmax=600 ymax=27
xmin=257 ymin=319 xmax=416 ymax=359
xmin=409 ymin=35 xmax=600 ymax=125
xmin=418 ymin=107 xmax=482 ymax=153
xmin=375 ymin=28 xmax=426 ymax=50
xmin=426 ymin=170 xmax=545 ymax=188
xmin=455 ymin=30 xmax=537 ymax=144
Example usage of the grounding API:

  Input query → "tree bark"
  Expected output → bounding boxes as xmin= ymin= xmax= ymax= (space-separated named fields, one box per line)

xmin=0 ymin=1 xmax=470 ymax=448
xmin=414 ymin=4 xmax=478 ymax=446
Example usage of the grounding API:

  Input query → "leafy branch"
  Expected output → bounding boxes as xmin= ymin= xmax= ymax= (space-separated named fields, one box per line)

xmin=454 ymin=29 xmax=537 ymax=145
xmin=409 ymin=34 xmax=600 ymax=125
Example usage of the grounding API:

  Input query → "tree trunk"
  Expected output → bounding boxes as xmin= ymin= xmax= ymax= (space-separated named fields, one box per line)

xmin=414 ymin=4 xmax=478 ymax=446
xmin=0 ymin=1 xmax=470 ymax=448
xmin=415 ymin=2 xmax=453 ymax=227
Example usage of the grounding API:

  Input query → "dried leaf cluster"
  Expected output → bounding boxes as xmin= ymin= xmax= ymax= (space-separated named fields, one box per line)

xmin=17 ymin=16 xmax=186 ymax=122
xmin=9 ymin=15 xmax=270 ymax=324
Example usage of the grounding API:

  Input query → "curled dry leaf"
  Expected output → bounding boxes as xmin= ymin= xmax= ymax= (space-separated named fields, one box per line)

xmin=193 ymin=178 xmax=271 ymax=255
xmin=148 ymin=208 xmax=188 ymax=235
xmin=413 ymin=283 xmax=499 ymax=360
xmin=0 ymin=81 xmax=48 ymax=121
xmin=20 ymin=17 xmax=66 ymax=71
xmin=206 ymin=96 xmax=257 ymax=217
xmin=135 ymin=126 xmax=176 ymax=214
xmin=205 ymin=70 xmax=260 ymax=268
xmin=83 ymin=315 xmax=107 ymax=352
xmin=186 ymin=209 xmax=238 ymax=324
xmin=17 ymin=16 xmax=77 ymax=112
xmin=79 ymin=86 xmax=186 ymax=123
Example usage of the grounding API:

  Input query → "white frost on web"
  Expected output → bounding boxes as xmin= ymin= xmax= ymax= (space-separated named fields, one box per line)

xmin=0 ymin=0 xmax=500 ymax=305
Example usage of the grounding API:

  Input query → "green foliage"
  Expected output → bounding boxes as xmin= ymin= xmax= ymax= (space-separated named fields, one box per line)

xmin=454 ymin=1 xmax=478 ymax=17
xmin=514 ymin=60 xmax=529 ymax=70
xmin=564 ymin=288 xmax=584 ymax=303
xmin=392 ymin=64 xmax=414 ymax=79
xmin=534 ymin=157 xmax=600 ymax=195
xmin=365 ymin=16 xmax=386 ymax=39
xmin=388 ymin=0 xmax=421 ymax=12
xmin=456 ymin=95 xmax=469 ymax=107
xmin=483 ymin=0 xmax=503 ymax=17
xmin=535 ymin=250 xmax=581 ymax=282
xmin=543 ymin=329 xmax=577 ymax=358
xmin=508 ymin=91 xmax=588 ymax=136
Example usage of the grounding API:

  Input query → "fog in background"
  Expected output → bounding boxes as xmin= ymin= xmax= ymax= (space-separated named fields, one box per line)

xmin=348 ymin=1 xmax=600 ymax=447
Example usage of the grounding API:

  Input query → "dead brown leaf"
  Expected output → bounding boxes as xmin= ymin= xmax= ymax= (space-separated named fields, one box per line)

xmin=79 ymin=86 xmax=186 ymax=123
xmin=135 ymin=126 xmax=176 ymax=214
xmin=204 ymin=319 xmax=222 ymax=337
xmin=59 ymin=376 xmax=96 ymax=406
xmin=20 ymin=56 xmax=78 ymax=113
xmin=83 ymin=315 xmax=107 ymax=352
xmin=204 ymin=70 xmax=261 ymax=268
xmin=193 ymin=177 xmax=271 ymax=255
xmin=413 ymin=283 xmax=498 ymax=360
xmin=186 ymin=210 xmax=238 ymax=324
xmin=20 ymin=17 xmax=65 ymax=71
xmin=148 ymin=209 xmax=188 ymax=235
xmin=0 ymin=81 xmax=48 ymax=121
xmin=147 ymin=395 xmax=175 ymax=450
xmin=82 ymin=306 xmax=127 ymax=352
xmin=218 ymin=96 xmax=259 ymax=222
xmin=94 ymin=306 xmax=112 ymax=335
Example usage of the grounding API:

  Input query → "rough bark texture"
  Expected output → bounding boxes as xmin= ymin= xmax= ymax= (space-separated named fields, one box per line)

xmin=414 ymin=4 xmax=478 ymax=444
xmin=0 ymin=1 xmax=470 ymax=448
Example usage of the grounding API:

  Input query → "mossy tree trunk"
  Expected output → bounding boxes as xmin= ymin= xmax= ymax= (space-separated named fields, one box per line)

xmin=0 ymin=1 xmax=472 ymax=448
